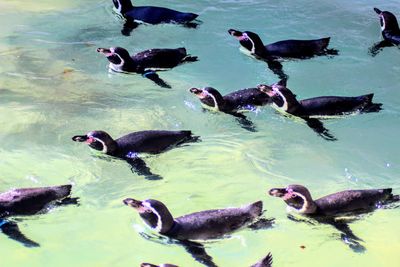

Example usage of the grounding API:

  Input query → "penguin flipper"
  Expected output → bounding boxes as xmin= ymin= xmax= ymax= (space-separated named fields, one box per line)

xmin=265 ymin=59 xmax=288 ymax=81
xmin=368 ymin=40 xmax=393 ymax=57
xmin=304 ymin=118 xmax=337 ymax=141
xmin=228 ymin=112 xmax=257 ymax=132
xmin=287 ymin=214 xmax=317 ymax=226
xmin=143 ymin=71 xmax=171 ymax=88
xmin=0 ymin=221 xmax=40 ymax=248
xmin=179 ymin=240 xmax=218 ymax=267
xmin=55 ymin=197 xmax=80 ymax=206
xmin=126 ymin=157 xmax=163 ymax=180
xmin=329 ymin=221 xmax=366 ymax=253
xmin=121 ymin=20 xmax=140 ymax=36
xmin=183 ymin=22 xmax=200 ymax=29
xmin=248 ymin=217 xmax=275 ymax=230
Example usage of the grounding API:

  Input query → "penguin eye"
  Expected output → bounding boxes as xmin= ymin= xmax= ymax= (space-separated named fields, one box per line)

xmin=291 ymin=194 xmax=297 ymax=198
xmin=145 ymin=209 xmax=153 ymax=213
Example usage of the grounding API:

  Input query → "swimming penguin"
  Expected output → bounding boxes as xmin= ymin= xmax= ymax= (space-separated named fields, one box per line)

xmin=97 ymin=47 xmax=198 ymax=88
xmin=228 ymin=29 xmax=338 ymax=80
xmin=370 ymin=8 xmax=400 ymax=56
xmin=141 ymin=252 xmax=273 ymax=267
xmin=258 ymin=81 xmax=382 ymax=117
xmin=124 ymin=198 xmax=273 ymax=266
xmin=0 ymin=185 xmax=77 ymax=247
xmin=269 ymin=184 xmax=400 ymax=252
xmin=257 ymin=80 xmax=382 ymax=140
xmin=189 ymin=87 xmax=270 ymax=132
xmin=112 ymin=0 xmax=199 ymax=35
xmin=72 ymin=130 xmax=199 ymax=180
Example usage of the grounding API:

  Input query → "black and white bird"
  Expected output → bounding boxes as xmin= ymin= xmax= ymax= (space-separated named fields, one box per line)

xmin=228 ymin=29 xmax=338 ymax=80
xmin=269 ymin=184 xmax=399 ymax=252
xmin=97 ymin=47 xmax=198 ymax=88
xmin=0 ymin=185 xmax=77 ymax=247
xmin=140 ymin=252 xmax=273 ymax=267
xmin=370 ymin=8 xmax=400 ymax=56
xmin=189 ymin=86 xmax=270 ymax=132
xmin=72 ymin=130 xmax=199 ymax=180
xmin=112 ymin=0 xmax=200 ymax=35
xmin=124 ymin=198 xmax=273 ymax=266
xmin=257 ymin=80 xmax=382 ymax=141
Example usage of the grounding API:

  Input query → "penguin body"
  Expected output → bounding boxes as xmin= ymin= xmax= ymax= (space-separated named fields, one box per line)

xmin=269 ymin=184 xmax=399 ymax=216
xmin=97 ymin=47 xmax=197 ymax=73
xmin=257 ymin=80 xmax=382 ymax=118
xmin=72 ymin=130 xmax=198 ymax=158
xmin=0 ymin=185 xmax=72 ymax=217
xmin=189 ymin=87 xmax=270 ymax=113
xmin=228 ymin=29 xmax=337 ymax=60
xmin=0 ymin=185 xmax=76 ymax=247
xmin=97 ymin=47 xmax=197 ymax=88
xmin=141 ymin=252 xmax=273 ymax=267
xmin=113 ymin=0 xmax=198 ymax=25
xmin=374 ymin=8 xmax=400 ymax=45
xmin=123 ymin=198 xmax=265 ymax=240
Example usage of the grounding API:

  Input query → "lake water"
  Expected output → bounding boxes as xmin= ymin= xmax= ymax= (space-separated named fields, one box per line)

xmin=0 ymin=0 xmax=399 ymax=266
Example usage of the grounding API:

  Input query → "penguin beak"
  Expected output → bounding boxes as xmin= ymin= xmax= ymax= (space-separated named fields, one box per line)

xmin=189 ymin=88 xmax=208 ymax=99
xmin=374 ymin=8 xmax=382 ymax=15
xmin=189 ymin=88 xmax=203 ymax=95
xmin=123 ymin=198 xmax=143 ymax=209
xmin=140 ymin=264 xmax=157 ymax=267
xmin=97 ymin=48 xmax=113 ymax=57
xmin=268 ymin=188 xmax=287 ymax=198
xmin=72 ymin=135 xmax=95 ymax=144
xmin=72 ymin=135 xmax=88 ymax=142
xmin=228 ymin=29 xmax=244 ymax=39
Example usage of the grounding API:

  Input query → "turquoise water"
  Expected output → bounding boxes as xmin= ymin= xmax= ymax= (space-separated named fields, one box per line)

xmin=0 ymin=0 xmax=399 ymax=266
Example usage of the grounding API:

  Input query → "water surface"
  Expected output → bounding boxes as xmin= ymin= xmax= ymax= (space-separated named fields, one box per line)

xmin=0 ymin=0 xmax=399 ymax=266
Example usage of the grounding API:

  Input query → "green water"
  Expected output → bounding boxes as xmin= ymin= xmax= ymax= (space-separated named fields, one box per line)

xmin=0 ymin=0 xmax=399 ymax=266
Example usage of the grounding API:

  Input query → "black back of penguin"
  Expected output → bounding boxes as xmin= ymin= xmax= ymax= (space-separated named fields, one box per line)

xmin=265 ymin=38 xmax=331 ymax=58
xmin=0 ymin=185 xmax=72 ymax=217
xmin=314 ymin=188 xmax=395 ymax=216
xmin=132 ymin=48 xmax=197 ymax=69
xmin=300 ymin=94 xmax=382 ymax=116
xmin=170 ymin=201 xmax=263 ymax=240
xmin=223 ymin=88 xmax=271 ymax=111
xmin=115 ymin=130 xmax=196 ymax=156
xmin=113 ymin=0 xmax=198 ymax=24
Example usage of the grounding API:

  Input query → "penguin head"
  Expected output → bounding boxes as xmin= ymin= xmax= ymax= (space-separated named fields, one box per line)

xmin=228 ymin=29 xmax=265 ymax=55
xmin=374 ymin=8 xmax=400 ymax=32
xmin=123 ymin=198 xmax=175 ymax=234
xmin=112 ymin=0 xmax=134 ymax=14
xmin=269 ymin=185 xmax=317 ymax=214
xmin=97 ymin=47 xmax=132 ymax=71
xmin=72 ymin=130 xmax=117 ymax=154
xmin=257 ymin=80 xmax=288 ymax=108
xmin=189 ymin=87 xmax=224 ymax=110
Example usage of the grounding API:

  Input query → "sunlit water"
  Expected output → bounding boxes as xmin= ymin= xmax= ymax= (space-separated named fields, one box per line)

xmin=0 ymin=0 xmax=399 ymax=266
